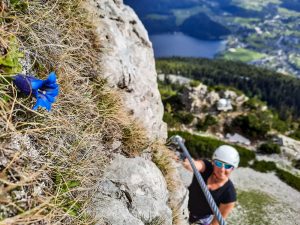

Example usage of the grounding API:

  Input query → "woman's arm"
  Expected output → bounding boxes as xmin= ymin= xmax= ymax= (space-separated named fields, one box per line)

xmin=210 ymin=202 xmax=235 ymax=225
xmin=183 ymin=158 xmax=206 ymax=173
xmin=218 ymin=202 xmax=235 ymax=219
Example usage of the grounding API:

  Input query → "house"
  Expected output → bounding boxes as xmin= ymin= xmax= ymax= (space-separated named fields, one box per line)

xmin=217 ymin=98 xmax=233 ymax=112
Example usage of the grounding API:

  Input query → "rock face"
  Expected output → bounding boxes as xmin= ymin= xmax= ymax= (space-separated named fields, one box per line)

xmin=82 ymin=2 xmax=190 ymax=225
xmin=179 ymin=81 xmax=249 ymax=115
xmin=169 ymin=163 xmax=191 ymax=225
xmin=84 ymin=0 xmax=167 ymax=141
xmin=277 ymin=134 xmax=300 ymax=159
xmin=91 ymin=154 xmax=172 ymax=225
xmin=181 ymin=83 xmax=210 ymax=114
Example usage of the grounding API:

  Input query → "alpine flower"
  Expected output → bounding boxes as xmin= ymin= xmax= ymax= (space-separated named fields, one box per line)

xmin=13 ymin=72 xmax=59 ymax=111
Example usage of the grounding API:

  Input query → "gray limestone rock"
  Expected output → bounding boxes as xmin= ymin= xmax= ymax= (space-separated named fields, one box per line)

xmin=91 ymin=154 xmax=172 ymax=225
xmin=181 ymin=83 xmax=210 ymax=114
xmin=84 ymin=0 xmax=167 ymax=141
xmin=277 ymin=134 xmax=300 ymax=159
xmin=168 ymin=162 xmax=191 ymax=225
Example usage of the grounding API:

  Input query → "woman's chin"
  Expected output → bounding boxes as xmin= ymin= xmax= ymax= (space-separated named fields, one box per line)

xmin=215 ymin=173 xmax=227 ymax=180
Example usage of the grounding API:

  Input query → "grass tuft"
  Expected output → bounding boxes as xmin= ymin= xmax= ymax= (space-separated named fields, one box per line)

xmin=151 ymin=143 xmax=187 ymax=225
xmin=0 ymin=0 xmax=150 ymax=224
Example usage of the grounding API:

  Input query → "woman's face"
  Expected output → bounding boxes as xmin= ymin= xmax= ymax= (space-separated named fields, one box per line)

xmin=213 ymin=160 xmax=234 ymax=180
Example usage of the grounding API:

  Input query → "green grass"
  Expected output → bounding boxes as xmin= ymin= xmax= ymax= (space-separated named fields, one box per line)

xmin=251 ymin=160 xmax=277 ymax=172
xmin=209 ymin=84 xmax=244 ymax=95
xmin=261 ymin=32 xmax=277 ymax=39
xmin=283 ymin=30 xmax=295 ymax=36
xmin=278 ymin=7 xmax=300 ymax=17
xmin=289 ymin=55 xmax=300 ymax=69
xmin=159 ymin=86 xmax=177 ymax=100
xmin=146 ymin=14 xmax=170 ymax=20
xmin=247 ymin=38 xmax=272 ymax=51
xmin=228 ymin=190 xmax=276 ymax=224
xmin=292 ymin=30 xmax=300 ymax=37
xmin=221 ymin=48 xmax=267 ymax=63
xmin=228 ymin=189 xmax=299 ymax=224
xmin=0 ymin=36 xmax=23 ymax=75
xmin=276 ymin=168 xmax=300 ymax=191
xmin=231 ymin=0 xmax=281 ymax=11
xmin=232 ymin=17 xmax=260 ymax=28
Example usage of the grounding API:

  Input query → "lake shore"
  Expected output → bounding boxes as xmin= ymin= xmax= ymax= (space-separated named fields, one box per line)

xmin=150 ymin=32 xmax=227 ymax=58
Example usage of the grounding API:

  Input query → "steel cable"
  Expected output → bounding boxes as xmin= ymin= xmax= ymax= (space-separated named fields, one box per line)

xmin=171 ymin=135 xmax=226 ymax=225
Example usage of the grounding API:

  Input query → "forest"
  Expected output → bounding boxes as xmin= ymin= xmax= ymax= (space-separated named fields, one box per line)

xmin=156 ymin=57 xmax=300 ymax=120
xmin=179 ymin=13 xmax=230 ymax=40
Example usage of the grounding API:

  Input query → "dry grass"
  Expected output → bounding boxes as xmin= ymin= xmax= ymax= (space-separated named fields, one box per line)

xmin=151 ymin=143 xmax=177 ymax=191
xmin=0 ymin=0 xmax=149 ymax=224
xmin=151 ymin=143 xmax=187 ymax=225
xmin=92 ymin=81 xmax=149 ymax=157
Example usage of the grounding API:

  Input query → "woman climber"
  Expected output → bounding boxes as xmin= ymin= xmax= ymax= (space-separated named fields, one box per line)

xmin=183 ymin=145 xmax=239 ymax=225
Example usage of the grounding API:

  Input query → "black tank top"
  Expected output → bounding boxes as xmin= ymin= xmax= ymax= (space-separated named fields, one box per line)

xmin=188 ymin=159 xmax=237 ymax=217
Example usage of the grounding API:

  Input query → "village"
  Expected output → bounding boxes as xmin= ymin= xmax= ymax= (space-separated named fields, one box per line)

xmin=223 ymin=7 xmax=300 ymax=76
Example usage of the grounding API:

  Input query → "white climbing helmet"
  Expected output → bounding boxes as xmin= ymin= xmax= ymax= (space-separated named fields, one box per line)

xmin=212 ymin=145 xmax=240 ymax=168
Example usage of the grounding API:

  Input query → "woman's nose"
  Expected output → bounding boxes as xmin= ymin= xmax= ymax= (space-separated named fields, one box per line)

xmin=219 ymin=166 xmax=225 ymax=172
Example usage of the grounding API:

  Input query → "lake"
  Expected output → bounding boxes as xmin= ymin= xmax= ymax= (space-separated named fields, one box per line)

xmin=150 ymin=32 xmax=227 ymax=58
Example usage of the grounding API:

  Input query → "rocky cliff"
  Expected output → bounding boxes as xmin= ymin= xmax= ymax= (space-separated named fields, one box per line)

xmin=0 ymin=0 xmax=187 ymax=224
xmin=84 ymin=0 xmax=167 ymax=141
xmin=83 ymin=0 xmax=188 ymax=224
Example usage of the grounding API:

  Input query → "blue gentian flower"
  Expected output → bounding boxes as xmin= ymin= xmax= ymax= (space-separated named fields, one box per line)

xmin=13 ymin=72 xmax=59 ymax=111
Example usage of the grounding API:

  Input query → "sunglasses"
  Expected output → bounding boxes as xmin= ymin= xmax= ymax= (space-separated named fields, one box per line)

xmin=214 ymin=160 xmax=234 ymax=170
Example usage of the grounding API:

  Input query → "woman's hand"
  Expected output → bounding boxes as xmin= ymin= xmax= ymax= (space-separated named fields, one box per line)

xmin=183 ymin=158 xmax=206 ymax=173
